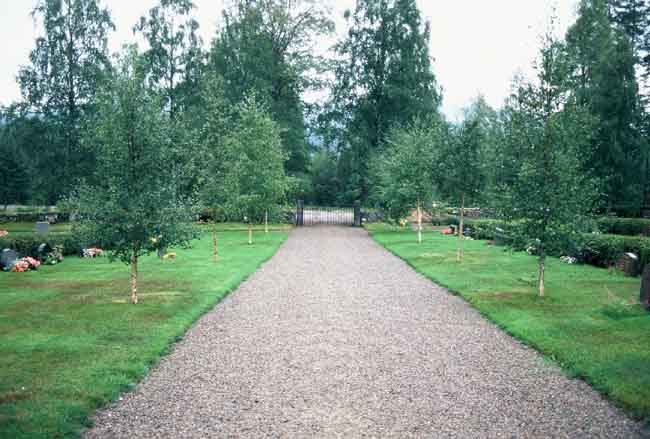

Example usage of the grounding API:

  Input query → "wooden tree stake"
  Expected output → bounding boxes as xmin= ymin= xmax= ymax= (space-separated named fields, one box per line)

xmin=417 ymin=200 xmax=422 ymax=244
xmin=130 ymin=254 xmax=138 ymax=304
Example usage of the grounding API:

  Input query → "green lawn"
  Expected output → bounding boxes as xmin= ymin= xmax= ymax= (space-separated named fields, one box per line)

xmin=0 ymin=225 xmax=288 ymax=438
xmin=367 ymin=223 xmax=650 ymax=421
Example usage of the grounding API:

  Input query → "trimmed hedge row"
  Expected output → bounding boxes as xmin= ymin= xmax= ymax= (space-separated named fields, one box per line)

xmin=442 ymin=216 xmax=650 ymax=273
xmin=581 ymin=234 xmax=650 ymax=270
xmin=0 ymin=212 xmax=70 ymax=223
xmin=0 ymin=233 xmax=84 ymax=258
xmin=445 ymin=215 xmax=650 ymax=237
xmin=597 ymin=217 xmax=650 ymax=236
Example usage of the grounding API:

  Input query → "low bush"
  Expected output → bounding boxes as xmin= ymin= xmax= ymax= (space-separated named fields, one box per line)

xmin=0 ymin=212 xmax=70 ymax=223
xmin=442 ymin=216 xmax=650 ymax=273
xmin=597 ymin=217 xmax=650 ymax=236
xmin=581 ymin=234 xmax=650 ymax=270
xmin=0 ymin=233 xmax=84 ymax=257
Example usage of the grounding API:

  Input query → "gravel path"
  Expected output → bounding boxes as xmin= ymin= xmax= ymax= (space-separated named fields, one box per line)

xmin=85 ymin=227 xmax=647 ymax=438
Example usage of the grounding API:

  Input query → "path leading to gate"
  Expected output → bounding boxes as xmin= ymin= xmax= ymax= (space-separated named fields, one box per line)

xmin=86 ymin=227 xmax=646 ymax=438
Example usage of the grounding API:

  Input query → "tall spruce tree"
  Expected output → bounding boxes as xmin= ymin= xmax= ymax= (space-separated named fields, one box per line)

xmin=329 ymin=0 xmax=440 ymax=203
xmin=18 ymin=0 xmax=114 ymax=201
xmin=566 ymin=0 xmax=645 ymax=214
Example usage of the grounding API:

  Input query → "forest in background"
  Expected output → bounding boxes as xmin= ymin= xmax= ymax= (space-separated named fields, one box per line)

xmin=0 ymin=0 xmax=649 ymax=218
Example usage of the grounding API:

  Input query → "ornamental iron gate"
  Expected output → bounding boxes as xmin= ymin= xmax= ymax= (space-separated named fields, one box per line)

xmin=296 ymin=200 xmax=361 ymax=227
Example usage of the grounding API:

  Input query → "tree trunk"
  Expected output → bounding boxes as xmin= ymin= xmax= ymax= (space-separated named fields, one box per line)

xmin=457 ymin=192 xmax=465 ymax=262
xmin=417 ymin=199 xmax=422 ymax=244
xmin=265 ymin=210 xmax=269 ymax=234
xmin=130 ymin=254 xmax=138 ymax=304
xmin=248 ymin=222 xmax=253 ymax=245
xmin=212 ymin=221 xmax=219 ymax=262
xmin=538 ymin=252 xmax=546 ymax=297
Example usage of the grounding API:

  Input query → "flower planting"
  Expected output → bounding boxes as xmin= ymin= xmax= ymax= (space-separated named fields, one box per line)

xmin=10 ymin=256 xmax=41 ymax=272
xmin=82 ymin=247 xmax=103 ymax=258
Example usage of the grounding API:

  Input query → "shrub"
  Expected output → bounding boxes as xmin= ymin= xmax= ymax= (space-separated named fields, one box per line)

xmin=0 ymin=233 xmax=85 ymax=257
xmin=426 ymin=216 xmax=650 ymax=274
xmin=597 ymin=217 xmax=650 ymax=236
xmin=580 ymin=234 xmax=650 ymax=270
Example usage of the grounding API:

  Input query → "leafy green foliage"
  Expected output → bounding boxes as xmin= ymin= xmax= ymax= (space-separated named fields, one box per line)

xmin=372 ymin=119 xmax=440 ymax=221
xmin=196 ymin=74 xmax=230 ymax=217
xmin=498 ymin=26 xmax=598 ymax=294
xmin=328 ymin=0 xmax=441 ymax=202
xmin=210 ymin=0 xmax=333 ymax=175
xmin=309 ymin=150 xmax=340 ymax=206
xmin=438 ymin=98 xmax=490 ymax=206
xmin=222 ymin=96 xmax=289 ymax=223
xmin=0 ymin=232 xmax=82 ymax=257
xmin=67 ymin=48 xmax=197 ymax=267
xmin=134 ymin=0 xmax=205 ymax=119
xmin=0 ymin=150 xmax=30 ymax=209
xmin=18 ymin=0 xmax=115 ymax=199
xmin=566 ymin=0 xmax=646 ymax=214
xmin=597 ymin=216 xmax=650 ymax=235
xmin=582 ymin=233 xmax=650 ymax=269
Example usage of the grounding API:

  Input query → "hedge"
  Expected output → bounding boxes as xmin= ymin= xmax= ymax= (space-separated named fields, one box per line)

xmin=443 ymin=216 xmax=650 ymax=273
xmin=597 ymin=217 xmax=650 ymax=236
xmin=0 ymin=212 xmax=70 ymax=223
xmin=581 ymin=234 xmax=650 ymax=270
xmin=0 ymin=233 xmax=84 ymax=258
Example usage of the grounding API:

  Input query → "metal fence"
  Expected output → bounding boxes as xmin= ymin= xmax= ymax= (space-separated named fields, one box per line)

xmin=296 ymin=201 xmax=361 ymax=227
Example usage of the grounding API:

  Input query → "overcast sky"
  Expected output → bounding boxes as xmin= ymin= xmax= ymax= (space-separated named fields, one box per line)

xmin=0 ymin=0 xmax=579 ymax=120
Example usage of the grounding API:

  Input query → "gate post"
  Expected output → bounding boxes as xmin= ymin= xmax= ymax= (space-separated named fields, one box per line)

xmin=296 ymin=199 xmax=304 ymax=226
xmin=353 ymin=201 xmax=362 ymax=227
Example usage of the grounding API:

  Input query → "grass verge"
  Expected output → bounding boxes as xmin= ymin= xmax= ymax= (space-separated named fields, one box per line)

xmin=0 ymin=225 xmax=288 ymax=438
xmin=367 ymin=223 xmax=650 ymax=421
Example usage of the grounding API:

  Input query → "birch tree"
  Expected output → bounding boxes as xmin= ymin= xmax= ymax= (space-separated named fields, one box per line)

xmin=69 ymin=48 xmax=197 ymax=304
xmin=438 ymin=103 xmax=487 ymax=262
xmin=501 ymin=27 xmax=597 ymax=297
xmin=373 ymin=119 xmax=440 ymax=243
xmin=198 ymin=74 xmax=230 ymax=261
xmin=223 ymin=95 xmax=288 ymax=244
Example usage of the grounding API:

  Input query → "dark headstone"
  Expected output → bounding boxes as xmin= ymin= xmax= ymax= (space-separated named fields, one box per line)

xmin=1 ymin=249 xmax=19 ymax=270
xmin=640 ymin=265 xmax=650 ymax=311
xmin=35 ymin=222 xmax=49 ymax=235
xmin=617 ymin=252 xmax=639 ymax=277
xmin=33 ymin=243 xmax=53 ymax=261
xmin=641 ymin=265 xmax=650 ymax=311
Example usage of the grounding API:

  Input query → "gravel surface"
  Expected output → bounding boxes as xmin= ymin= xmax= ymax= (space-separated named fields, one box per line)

xmin=85 ymin=226 xmax=648 ymax=438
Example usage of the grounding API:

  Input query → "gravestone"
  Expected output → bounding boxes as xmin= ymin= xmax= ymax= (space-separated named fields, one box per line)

xmin=33 ymin=243 xmax=53 ymax=261
xmin=1 ymin=249 xmax=19 ymax=270
xmin=641 ymin=265 xmax=650 ymax=311
xmin=35 ymin=222 xmax=49 ymax=235
xmin=617 ymin=252 xmax=639 ymax=277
